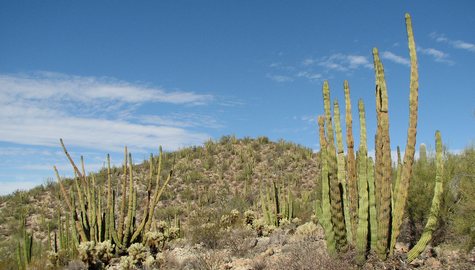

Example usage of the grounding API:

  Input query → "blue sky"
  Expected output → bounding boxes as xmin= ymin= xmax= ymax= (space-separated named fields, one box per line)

xmin=1 ymin=1 xmax=474 ymax=195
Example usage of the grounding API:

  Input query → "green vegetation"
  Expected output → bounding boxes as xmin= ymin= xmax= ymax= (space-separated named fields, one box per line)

xmin=0 ymin=136 xmax=473 ymax=269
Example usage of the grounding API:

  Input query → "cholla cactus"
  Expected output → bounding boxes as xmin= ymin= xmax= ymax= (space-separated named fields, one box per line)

xmin=244 ymin=210 xmax=257 ymax=225
xmin=77 ymin=241 xmax=95 ymax=265
xmin=295 ymin=222 xmax=319 ymax=238
xmin=128 ymin=243 xmax=150 ymax=265
xmin=144 ymin=231 xmax=165 ymax=253
xmin=119 ymin=256 xmax=136 ymax=270
xmin=46 ymin=250 xmax=59 ymax=267
xmin=95 ymin=240 xmax=115 ymax=264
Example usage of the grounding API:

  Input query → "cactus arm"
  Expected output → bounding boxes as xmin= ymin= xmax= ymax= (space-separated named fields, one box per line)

xmin=54 ymin=166 xmax=88 ymax=242
xmin=406 ymin=131 xmax=444 ymax=262
xmin=390 ymin=13 xmax=419 ymax=253
xmin=356 ymin=100 xmax=369 ymax=265
xmin=323 ymin=81 xmax=347 ymax=250
xmin=145 ymin=147 xmax=163 ymax=232
xmin=59 ymin=138 xmax=84 ymax=180
xmin=373 ymin=47 xmax=392 ymax=258
xmin=334 ymin=100 xmax=353 ymax=243
xmin=344 ymin=80 xmax=358 ymax=244
xmin=318 ymin=116 xmax=336 ymax=255
xmin=367 ymin=157 xmax=378 ymax=251
xmin=123 ymin=153 xmax=135 ymax=246
xmin=117 ymin=147 xmax=128 ymax=242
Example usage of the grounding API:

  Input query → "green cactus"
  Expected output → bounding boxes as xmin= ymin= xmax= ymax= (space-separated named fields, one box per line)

xmin=373 ymin=47 xmax=392 ymax=259
xmin=344 ymin=80 xmax=358 ymax=245
xmin=322 ymin=81 xmax=347 ymax=251
xmin=406 ymin=131 xmax=444 ymax=262
xmin=355 ymin=100 xmax=369 ymax=264
xmin=318 ymin=116 xmax=336 ymax=255
xmin=315 ymin=13 xmax=443 ymax=264
xmin=367 ymin=157 xmax=378 ymax=251
xmin=16 ymin=217 xmax=33 ymax=270
xmin=54 ymin=139 xmax=174 ymax=257
xmin=333 ymin=100 xmax=352 ymax=244
xmin=419 ymin=143 xmax=427 ymax=164
xmin=390 ymin=13 xmax=420 ymax=254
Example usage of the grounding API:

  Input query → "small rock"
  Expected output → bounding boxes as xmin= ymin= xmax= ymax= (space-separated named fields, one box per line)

xmin=262 ymin=248 xmax=274 ymax=257
xmin=424 ymin=257 xmax=441 ymax=268
xmin=410 ymin=258 xmax=424 ymax=267
xmin=395 ymin=242 xmax=410 ymax=253
xmin=245 ymin=237 xmax=258 ymax=248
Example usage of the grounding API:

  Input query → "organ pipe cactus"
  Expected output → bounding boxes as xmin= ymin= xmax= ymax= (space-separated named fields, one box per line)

xmin=355 ymin=100 xmax=369 ymax=264
xmin=318 ymin=116 xmax=336 ymax=255
xmin=54 ymin=140 xmax=173 ymax=254
xmin=316 ymin=13 xmax=443 ymax=263
xmin=16 ymin=217 xmax=33 ymax=270
xmin=344 ymin=80 xmax=358 ymax=245
xmin=406 ymin=131 xmax=444 ymax=262
xmin=333 ymin=100 xmax=352 ymax=244
xmin=323 ymin=82 xmax=347 ymax=251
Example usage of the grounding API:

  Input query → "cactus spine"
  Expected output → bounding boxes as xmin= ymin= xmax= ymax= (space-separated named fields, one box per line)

xmin=406 ymin=131 xmax=444 ymax=262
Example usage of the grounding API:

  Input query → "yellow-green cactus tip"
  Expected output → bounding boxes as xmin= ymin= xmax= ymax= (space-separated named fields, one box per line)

xmin=372 ymin=47 xmax=379 ymax=55
xmin=344 ymin=80 xmax=348 ymax=86
xmin=405 ymin=13 xmax=411 ymax=19
xmin=358 ymin=99 xmax=364 ymax=107
xmin=318 ymin=115 xmax=325 ymax=124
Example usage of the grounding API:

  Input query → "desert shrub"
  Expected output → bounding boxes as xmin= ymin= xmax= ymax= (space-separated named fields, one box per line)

xmin=406 ymin=151 xmax=438 ymax=243
xmin=266 ymin=239 xmax=356 ymax=270
xmin=219 ymin=227 xmax=257 ymax=256
xmin=447 ymin=147 xmax=475 ymax=250
xmin=186 ymin=209 xmax=223 ymax=249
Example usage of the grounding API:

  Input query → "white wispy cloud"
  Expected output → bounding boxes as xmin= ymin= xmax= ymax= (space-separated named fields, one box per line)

xmin=430 ymin=32 xmax=475 ymax=53
xmin=417 ymin=46 xmax=454 ymax=65
xmin=302 ymin=58 xmax=316 ymax=66
xmin=138 ymin=113 xmax=223 ymax=129
xmin=267 ymin=53 xmax=371 ymax=83
xmin=296 ymin=71 xmax=322 ymax=81
xmin=313 ymin=54 xmax=373 ymax=71
xmin=266 ymin=74 xmax=294 ymax=82
xmin=381 ymin=51 xmax=410 ymax=67
xmin=0 ymin=72 xmax=214 ymax=152
xmin=0 ymin=72 xmax=212 ymax=105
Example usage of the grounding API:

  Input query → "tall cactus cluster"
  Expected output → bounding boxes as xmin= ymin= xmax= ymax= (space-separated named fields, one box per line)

xmin=16 ymin=217 xmax=33 ymax=270
xmin=259 ymin=181 xmax=295 ymax=227
xmin=53 ymin=139 xmax=173 ymax=255
xmin=316 ymin=13 xmax=444 ymax=263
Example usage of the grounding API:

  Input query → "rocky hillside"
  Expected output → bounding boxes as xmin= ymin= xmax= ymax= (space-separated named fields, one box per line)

xmin=0 ymin=136 xmax=474 ymax=269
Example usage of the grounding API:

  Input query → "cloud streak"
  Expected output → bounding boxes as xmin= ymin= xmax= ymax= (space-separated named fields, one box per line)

xmin=430 ymin=32 xmax=475 ymax=53
xmin=266 ymin=74 xmax=294 ymax=82
xmin=381 ymin=51 xmax=410 ymax=66
xmin=417 ymin=46 xmax=454 ymax=65
xmin=314 ymin=54 xmax=373 ymax=71
xmin=0 ymin=72 xmax=214 ymax=153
